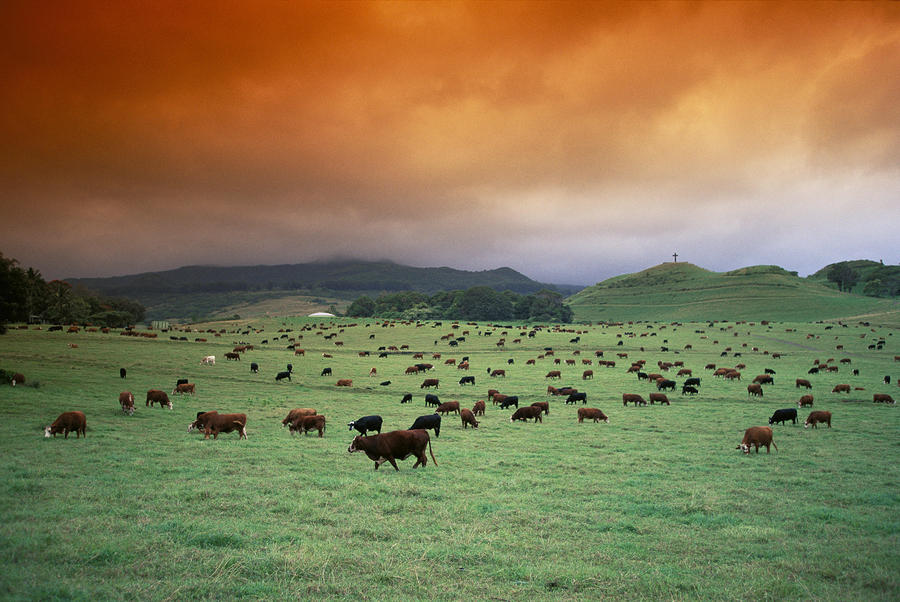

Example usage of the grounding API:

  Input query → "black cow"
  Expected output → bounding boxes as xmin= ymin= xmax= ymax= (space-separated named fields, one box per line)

xmin=275 ymin=371 xmax=291 ymax=382
xmin=637 ymin=372 xmax=648 ymax=380
xmin=684 ymin=377 xmax=701 ymax=387
xmin=380 ymin=380 xmax=391 ymax=386
xmin=409 ymin=413 xmax=441 ymax=438
xmin=286 ymin=363 xmax=293 ymax=373
xmin=499 ymin=395 xmax=519 ymax=409
xmin=566 ymin=392 xmax=587 ymax=404
xmin=425 ymin=394 xmax=441 ymax=407
xmin=808 ymin=367 xmax=819 ymax=375
xmin=250 ymin=362 xmax=259 ymax=373
xmin=400 ymin=393 xmax=413 ymax=404
xmin=885 ymin=375 xmax=892 ymax=384
xmin=459 ymin=376 xmax=475 ymax=386
xmin=348 ymin=415 xmax=383 ymax=436
xmin=769 ymin=408 xmax=798 ymax=426
xmin=657 ymin=379 xmax=676 ymax=391
xmin=764 ymin=368 xmax=776 ymax=375
xmin=681 ymin=385 xmax=698 ymax=396
xmin=119 ymin=367 xmax=127 ymax=379
xmin=321 ymin=367 xmax=332 ymax=376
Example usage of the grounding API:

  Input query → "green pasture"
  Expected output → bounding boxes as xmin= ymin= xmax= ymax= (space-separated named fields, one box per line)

xmin=0 ymin=318 xmax=898 ymax=600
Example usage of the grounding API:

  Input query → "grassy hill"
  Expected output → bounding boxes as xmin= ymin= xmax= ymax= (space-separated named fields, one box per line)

xmin=568 ymin=262 xmax=899 ymax=325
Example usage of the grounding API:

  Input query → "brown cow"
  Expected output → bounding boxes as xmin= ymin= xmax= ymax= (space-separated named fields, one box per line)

xmin=146 ymin=389 xmax=172 ymax=409
xmin=582 ymin=370 xmax=594 ymax=380
xmin=795 ymin=379 xmax=812 ymax=389
xmin=290 ymin=414 xmax=326 ymax=437
xmin=747 ymin=384 xmax=764 ymax=398
xmin=490 ymin=369 xmax=506 ymax=378
xmin=44 ymin=411 xmax=86 ymax=439
xmin=622 ymin=393 xmax=646 ymax=406
xmin=577 ymin=407 xmax=609 ymax=423
xmin=347 ymin=429 xmax=437 ymax=471
xmin=294 ymin=348 xmax=305 ymax=356
xmin=461 ymin=408 xmax=479 ymax=429
xmin=724 ymin=370 xmax=741 ymax=381
xmin=336 ymin=379 xmax=353 ymax=387
xmin=10 ymin=372 xmax=25 ymax=386
xmin=649 ymin=393 xmax=670 ymax=405
xmin=677 ymin=368 xmax=692 ymax=377
xmin=646 ymin=373 xmax=663 ymax=382
xmin=797 ymin=395 xmax=814 ymax=408
xmin=405 ymin=366 xmax=419 ymax=375
xmin=492 ymin=393 xmax=507 ymax=406
xmin=119 ymin=391 xmax=135 ymax=416
xmin=832 ymin=384 xmax=850 ymax=393
xmin=369 ymin=367 xmax=377 ymax=377
xmin=546 ymin=385 xmax=558 ymax=396
xmin=224 ymin=352 xmax=240 ymax=361
xmin=737 ymin=426 xmax=777 ymax=454
xmin=873 ymin=394 xmax=895 ymax=404
xmin=436 ymin=401 xmax=460 ymax=415
xmin=805 ymin=411 xmax=832 ymax=429
xmin=510 ymin=405 xmax=543 ymax=422
xmin=281 ymin=408 xmax=316 ymax=427
xmin=472 ymin=400 xmax=486 ymax=416
xmin=530 ymin=401 xmax=550 ymax=415
xmin=545 ymin=370 xmax=561 ymax=379
xmin=421 ymin=378 xmax=439 ymax=389
xmin=173 ymin=383 xmax=195 ymax=395
xmin=752 ymin=375 xmax=773 ymax=385
xmin=204 ymin=413 xmax=248 ymax=439
xmin=188 ymin=411 xmax=218 ymax=433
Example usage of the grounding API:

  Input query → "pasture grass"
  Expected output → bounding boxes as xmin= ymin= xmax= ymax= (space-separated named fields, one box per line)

xmin=0 ymin=318 xmax=898 ymax=600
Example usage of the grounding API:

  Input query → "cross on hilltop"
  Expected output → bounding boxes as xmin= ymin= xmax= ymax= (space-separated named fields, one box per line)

xmin=672 ymin=252 xmax=678 ymax=263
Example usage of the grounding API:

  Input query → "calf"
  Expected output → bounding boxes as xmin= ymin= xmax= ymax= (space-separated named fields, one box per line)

xmin=459 ymin=376 xmax=475 ymax=386
xmin=119 ymin=367 xmax=127 ymax=379
xmin=204 ymin=413 xmax=248 ymax=439
xmin=290 ymin=414 xmax=326 ymax=437
xmin=425 ymin=393 xmax=441 ymax=407
xmin=737 ymin=426 xmax=777 ymax=454
xmin=622 ymin=393 xmax=646 ymax=406
xmin=499 ymin=395 xmax=519 ymax=409
xmin=348 ymin=415 xmax=383 ymax=436
xmin=275 ymin=371 xmax=292 ymax=382
xmin=768 ymin=408 xmax=797 ymax=426
xmin=805 ymin=411 xmax=832 ymax=429
xmin=348 ymin=429 xmax=437 ymax=471
xmin=250 ymin=362 xmax=259 ymax=373
xmin=460 ymin=408 xmax=479 ymax=429
xmin=409 ymin=413 xmax=441 ymax=438
xmin=146 ymin=389 xmax=172 ymax=409
xmin=577 ymin=407 xmax=609 ymax=423
xmin=747 ymin=384 xmax=763 ymax=398
xmin=472 ymin=400 xmax=486 ymax=416
xmin=510 ymin=405 xmax=543 ymax=422
xmin=44 ymin=411 xmax=86 ymax=439
xmin=436 ymin=401 xmax=460 ymax=416
xmin=795 ymin=378 xmax=812 ymax=389
xmin=119 ymin=391 xmax=135 ymax=416
xmin=798 ymin=395 xmax=814 ymax=408
xmin=281 ymin=408 xmax=316 ymax=427
xmin=681 ymin=385 xmax=698 ymax=396
xmin=400 ymin=393 xmax=413 ymax=404
xmin=530 ymin=401 xmax=549 ymax=415
xmin=649 ymin=393 xmax=670 ymax=405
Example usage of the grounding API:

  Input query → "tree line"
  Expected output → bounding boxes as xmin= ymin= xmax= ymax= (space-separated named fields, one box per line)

xmin=826 ymin=262 xmax=899 ymax=297
xmin=0 ymin=253 xmax=145 ymax=333
xmin=345 ymin=286 xmax=574 ymax=322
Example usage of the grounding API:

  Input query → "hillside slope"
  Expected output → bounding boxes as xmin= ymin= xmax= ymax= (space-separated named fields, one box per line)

xmin=568 ymin=262 xmax=899 ymax=324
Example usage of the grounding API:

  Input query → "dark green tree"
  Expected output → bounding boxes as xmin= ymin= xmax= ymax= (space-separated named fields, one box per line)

xmin=826 ymin=264 xmax=860 ymax=292
xmin=347 ymin=295 xmax=375 ymax=317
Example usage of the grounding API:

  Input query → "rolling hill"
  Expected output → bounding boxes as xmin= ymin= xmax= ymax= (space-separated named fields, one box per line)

xmin=568 ymin=262 xmax=899 ymax=325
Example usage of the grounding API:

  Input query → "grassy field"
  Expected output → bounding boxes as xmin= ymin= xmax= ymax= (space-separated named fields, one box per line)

xmin=1 ymin=317 xmax=898 ymax=600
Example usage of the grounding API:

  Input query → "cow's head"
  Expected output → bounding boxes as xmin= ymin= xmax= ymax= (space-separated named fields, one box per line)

xmin=738 ymin=444 xmax=750 ymax=454
xmin=347 ymin=421 xmax=356 ymax=431
xmin=347 ymin=436 xmax=363 ymax=453
xmin=43 ymin=426 xmax=52 ymax=438
xmin=804 ymin=421 xmax=811 ymax=429
xmin=187 ymin=421 xmax=199 ymax=433
xmin=604 ymin=417 xmax=610 ymax=424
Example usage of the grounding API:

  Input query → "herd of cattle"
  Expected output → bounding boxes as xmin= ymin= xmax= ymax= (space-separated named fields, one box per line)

xmin=28 ymin=318 xmax=898 ymax=467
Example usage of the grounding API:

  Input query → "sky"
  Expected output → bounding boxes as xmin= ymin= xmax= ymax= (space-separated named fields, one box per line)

xmin=1 ymin=1 xmax=898 ymax=285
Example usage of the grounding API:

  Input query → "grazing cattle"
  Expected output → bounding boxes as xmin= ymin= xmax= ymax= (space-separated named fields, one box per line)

xmin=472 ymin=400 xmax=486 ymax=416
xmin=409 ymin=414 xmax=441 ymax=437
xmin=747 ymin=384 xmax=764 ymax=398
xmin=637 ymin=372 xmax=648 ymax=381
xmin=146 ymin=389 xmax=172 ymax=409
xmin=885 ymin=375 xmax=891 ymax=384
xmin=530 ymin=401 xmax=550 ymax=415
xmin=336 ymin=379 xmax=353 ymax=387
xmin=798 ymin=395 xmax=814 ymax=408
xmin=369 ymin=367 xmax=377 ymax=377
xmin=807 ymin=367 xmax=819 ymax=375
xmin=622 ymin=393 xmax=646 ymax=406
xmin=805 ymin=411 xmax=832 ymax=429
xmin=436 ymin=401 xmax=460 ymax=415
xmin=795 ymin=379 xmax=812 ymax=389
xmin=290 ymin=414 xmax=326 ymax=437
xmin=681 ymin=385 xmax=698 ymax=396
xmin=275 ymin=371 xmax=292 ymax=382
xmin=348 ymin=415 xmax=383 ymax=436
xmin=724 ymin=370 xmax=741 ymax=381
xmin=294 ymin=349 xmax=305 ymax=356
xmin=684 ymin=377 xmax=701 ymax=387
xmin=281 ymin=408 xmax=316 ymax=427
xmin=416 ymin=363 xmax=433 ymax=372
xmin=657 ymin=379 xmax=676 ymax=391
xmin=173 ymin=383 xmax=195 ymax=395
xmin=737 ymin=426 xmax=777 ymax=454
xmin=348 ymin=429 xmax=437 ymax=471
xmin=765 ymin=368 xmax=776 ymax=375
xmin=499 ymin=396 xmax=519 ymax=409
xmin=490 ymin=369 xmax=506 ymax=378
xmin=753 ymin=375 xmax=774 ymax=385
xmin=566 ymin=392 xmax=587 ymax=405
xmin=321 ymin=367 xmax=332 ymax=376
xmin=546 ymin=385 xmax=558 ymax=396
xmin=582 ymin=370 xmax=594 ymax=380
xmin=380 ymin=380 xmax=391 ymax=386
xmin=545 ymin=370 xmax=562 ymax=379
xmin=405 ymin=366 xmax=419 ymax=375
xmin=832 ymin=384 xmax=850 ymax=394
xmin=649 ymin=393 xmax=670 ymax=405
xmin=224 ymin=352 xmax=240 ymax=361
xmin=44 ymin=411 xmax=87 ymax=439
xmin=400 ymin=393 xmax=413 ymax=404
xmin=201 ymin=355 xmax=215 ymax=365
xmin=119 ymin=367 xmax=127 ymax=379
xmin=188 ymin=411 xmax=218 ymax=433
xmin=119 ymin=392 xmax=135 ymax=416
xmin=250 ymin=362 xmax=259 ymax=373
xmin=287 ymin=364 xmax=293 ymax=373
xmin=873 ymin=394 xmax=894 ymax=404
xmin=461 ymin=408 xmax=479 ymax=429
xmin=421 ymin=378 xmax=439 ymax=389
xmin=510 ymin=405 xmax=543 ymax=422
xmin=459 ymin=376 xmax=475 ymax=386
xmin=425 ymin=393 xmax=441 ymax=407
xmin=577 ymin=408 xmax=609 ymax=423
xmin=204 ymin=413 xmax=248 ymax=439
xmin=677 ymin=368 xmax=692 ymax=377
xmin=175 ymin=378 xmax=189 ymax=388
xmin=769 ymin=408 xmax=797 ymax=426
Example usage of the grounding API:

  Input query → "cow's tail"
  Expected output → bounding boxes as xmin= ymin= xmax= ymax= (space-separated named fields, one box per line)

xmin=427 ymin=435 xmax=437 ymax=467
xmin=771 ymin=440 xmax=778 ymax=452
